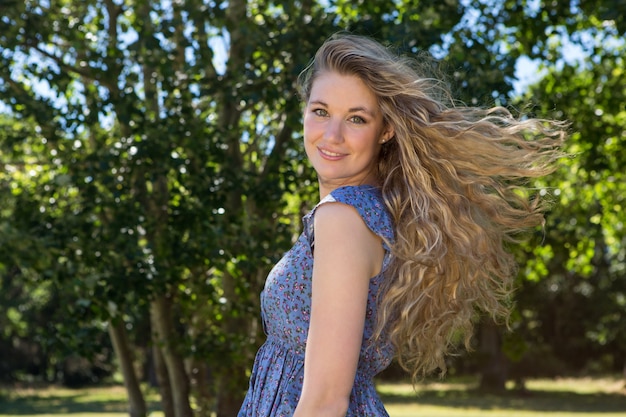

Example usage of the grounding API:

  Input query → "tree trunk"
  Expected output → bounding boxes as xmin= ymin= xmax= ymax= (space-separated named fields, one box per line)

xmin=216 ymin=370 xmax=247 ymax=417
xmin=152 ymin=341 xmax=175 ymax=417
xmin=150 ymin=295 xmax=194 ymax=417
xmin=108 ymin=318 xmax=147 ymax=417
xmin=217 ymin=393 xmax=242 ymax=417
xmin=478 ymin=319 xmax=508 ymax=392
xmin=215 ymin=271 xmax=250 ymax=417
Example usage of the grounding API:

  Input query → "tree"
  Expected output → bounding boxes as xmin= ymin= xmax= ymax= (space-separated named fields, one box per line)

xmin=452 ymin=0 xmax=626 ymax=389
xmin=514 ymin=40 xmax=626 ymax=380
xmin=434 ymin=0 xmax=626 ymax=390
xmin=3 ymin=0 xmax=623 ymax=412
xmin=0 ymin=1 xmax=466 ymax=414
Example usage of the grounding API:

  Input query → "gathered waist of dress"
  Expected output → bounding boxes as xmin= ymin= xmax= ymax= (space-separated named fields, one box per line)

xmin=263 ymin=335 xmax=307 ymax=358
xmin=261 ymin=335 xmax=391 ymax=378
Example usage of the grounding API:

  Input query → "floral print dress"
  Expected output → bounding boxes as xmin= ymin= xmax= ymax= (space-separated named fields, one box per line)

xmin=238 ymin=185 xmax=395 ymax=417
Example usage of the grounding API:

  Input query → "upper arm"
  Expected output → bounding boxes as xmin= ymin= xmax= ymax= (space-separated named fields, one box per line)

xmin=296 ymin=202 xmax=384 ymax=414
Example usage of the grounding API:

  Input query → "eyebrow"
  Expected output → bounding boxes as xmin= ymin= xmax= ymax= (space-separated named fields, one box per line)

xmin=309 ymin=100 xmax=377 ymax=117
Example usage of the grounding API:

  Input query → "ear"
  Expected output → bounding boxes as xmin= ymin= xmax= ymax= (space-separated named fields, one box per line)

xmin=379 ymin=126 xmax=395 ymax=144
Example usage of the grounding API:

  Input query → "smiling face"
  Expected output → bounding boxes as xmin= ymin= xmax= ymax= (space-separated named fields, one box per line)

xmin=303 ymin=71 xmax=394 ymax=198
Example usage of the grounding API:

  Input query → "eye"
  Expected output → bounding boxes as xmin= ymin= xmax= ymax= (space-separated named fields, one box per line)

xmin=349 ymin=115 xmax=366 ymax=124
xmin=313 ymin=108 xmax=328 ymax=117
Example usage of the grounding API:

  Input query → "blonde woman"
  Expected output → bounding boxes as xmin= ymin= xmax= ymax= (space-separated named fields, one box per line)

xmin=238 ymin=33 xmax=566 ymax=416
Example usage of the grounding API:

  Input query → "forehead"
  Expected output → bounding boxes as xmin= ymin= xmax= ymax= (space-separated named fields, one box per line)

xmin=309 ymin=71 xmax=379 ymax=110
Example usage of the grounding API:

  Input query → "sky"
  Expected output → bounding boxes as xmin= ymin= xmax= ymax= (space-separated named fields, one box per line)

xmin=513 ymin=56 xmax=545 ymax=96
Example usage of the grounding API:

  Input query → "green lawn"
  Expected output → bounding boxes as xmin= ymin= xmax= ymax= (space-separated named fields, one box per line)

xmin=0 ymin=376 xmax=624 ymax=416
xmin=0 ymin=385 xmax=162 ymax=417
xmin=380 ymin=376 xmax=626 ymax=416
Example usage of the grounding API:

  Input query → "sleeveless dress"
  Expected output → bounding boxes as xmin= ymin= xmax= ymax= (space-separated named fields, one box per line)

xmin=238 ymin=185 xmax=395 ymax=416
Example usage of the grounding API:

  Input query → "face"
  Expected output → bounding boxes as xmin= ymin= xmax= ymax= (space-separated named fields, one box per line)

xmin=303 ymin=71 xmax=394 ymax=197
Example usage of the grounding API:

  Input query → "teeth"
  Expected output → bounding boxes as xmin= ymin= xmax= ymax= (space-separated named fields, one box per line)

xmin=321 ymin=148 xmax=341 ymax=157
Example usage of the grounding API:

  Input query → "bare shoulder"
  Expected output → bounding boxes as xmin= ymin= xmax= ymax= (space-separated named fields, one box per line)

xmin=313 ymin=201 xmax=369 ymax=234
xmin=313 ymin=201 xmax=384 ymax=277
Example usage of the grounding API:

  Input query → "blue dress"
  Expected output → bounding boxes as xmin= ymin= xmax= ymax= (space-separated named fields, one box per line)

xmin=238 ymin=185 xmax=395 ymax=416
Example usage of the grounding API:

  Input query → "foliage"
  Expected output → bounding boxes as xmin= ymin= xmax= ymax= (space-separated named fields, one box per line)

xmin=0 ymin=0 xmax=465 ymax=412
xmin=513 ymin=46 xmax=626 ymax=374
xmin=0 ymin=0 xmax=624 ymax=413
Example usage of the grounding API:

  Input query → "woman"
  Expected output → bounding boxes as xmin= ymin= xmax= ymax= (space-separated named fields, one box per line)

xmin=238 ymin=33 xmax=566 ymax=416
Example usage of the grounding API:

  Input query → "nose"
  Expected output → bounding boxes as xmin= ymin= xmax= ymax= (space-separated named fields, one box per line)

xmin=323 ymin=118 xmax=344 ymax=143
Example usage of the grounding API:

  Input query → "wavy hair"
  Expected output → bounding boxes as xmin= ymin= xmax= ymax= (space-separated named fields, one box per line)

xmin=297 ymin=33 xmax=567 ymax=380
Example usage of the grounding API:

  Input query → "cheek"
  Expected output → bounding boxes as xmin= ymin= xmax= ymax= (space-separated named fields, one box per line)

xmin=302 ymin=125 xmax=315 ymax=155
xmin=302 ymin=119 xmax=318 ymax=145
xmin=357 ymin=132 xmax=381 ymax=154
xmin=302 ymin=128 xmax=312 ymax=148
xmin=302 ymin=115 xmax=310 ymax=137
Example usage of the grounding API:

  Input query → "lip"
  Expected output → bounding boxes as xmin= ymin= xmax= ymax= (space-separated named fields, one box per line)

xmin=318 ymin=146 xmax=347 ymax=161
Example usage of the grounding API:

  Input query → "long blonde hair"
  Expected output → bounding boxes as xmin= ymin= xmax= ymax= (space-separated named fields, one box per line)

xmin=298 ymin=33 xmax=567 ymax=380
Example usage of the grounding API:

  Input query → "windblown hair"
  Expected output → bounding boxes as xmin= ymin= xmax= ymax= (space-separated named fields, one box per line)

xmin=297 ymin=33 xmax=567 ymax=381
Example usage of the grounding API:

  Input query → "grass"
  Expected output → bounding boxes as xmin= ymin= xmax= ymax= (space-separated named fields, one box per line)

xmin=0 ymin=376 xmax=624 ymax=416
xmin=0 ymin=384 xmax=163 ymax=417
xmin=379 ymin=376 xmax=626 ymax=416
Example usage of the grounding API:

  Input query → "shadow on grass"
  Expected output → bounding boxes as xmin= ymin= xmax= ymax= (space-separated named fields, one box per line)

xmin=2 ymin=384 xmax=625 ymax=415
xmin=0 ymin=393 xmax=162 ymax=415
xmin=379 ymin=388 xmax=626 ymax=413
